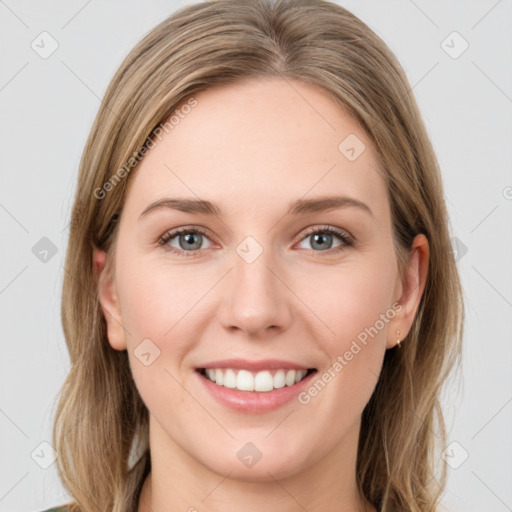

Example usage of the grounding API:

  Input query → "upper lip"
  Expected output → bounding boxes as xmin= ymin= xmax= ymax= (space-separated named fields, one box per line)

xmin=196 ymin=358 xmax=315 ymax=372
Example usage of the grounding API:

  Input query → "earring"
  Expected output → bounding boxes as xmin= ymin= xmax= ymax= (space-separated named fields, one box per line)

xmin=396 ymin=330 xmax=401 ymax=348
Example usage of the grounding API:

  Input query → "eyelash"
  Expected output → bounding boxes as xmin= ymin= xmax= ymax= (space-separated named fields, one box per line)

xmin=158 ymin=225 xmax=354 ymax=257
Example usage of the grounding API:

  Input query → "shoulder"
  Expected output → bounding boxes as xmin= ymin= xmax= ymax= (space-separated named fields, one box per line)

xmin=39 ymin=506 xmax=73 ymax=512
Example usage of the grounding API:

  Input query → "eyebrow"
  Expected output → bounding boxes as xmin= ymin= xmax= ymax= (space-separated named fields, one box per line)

xmin=138 ymin=195 xmax=373 ymax=220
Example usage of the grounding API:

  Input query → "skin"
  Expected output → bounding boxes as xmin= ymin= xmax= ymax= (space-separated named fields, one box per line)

xmin=94 ymin=77 xmax=428 ymax=512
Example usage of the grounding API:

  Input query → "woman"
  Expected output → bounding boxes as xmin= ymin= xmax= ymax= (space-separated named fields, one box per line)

xmin=47 ymin=0 xmax=464 ymax=511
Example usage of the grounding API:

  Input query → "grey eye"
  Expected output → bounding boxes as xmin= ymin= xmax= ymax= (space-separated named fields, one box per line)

xmin=166 ymin=231 xmax=212 ymax=251
xmin=298 ymin=231 xmax=343 ymax=251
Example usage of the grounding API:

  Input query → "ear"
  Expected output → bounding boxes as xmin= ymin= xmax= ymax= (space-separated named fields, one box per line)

xmin=387 ymin=234 xmax=429 ymax=349
xmin=92 ymin=245 xmax=127 ymax=351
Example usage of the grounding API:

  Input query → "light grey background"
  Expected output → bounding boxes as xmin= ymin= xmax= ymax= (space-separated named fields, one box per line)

xmin=1 ymin=1 xmax=511 ymax=511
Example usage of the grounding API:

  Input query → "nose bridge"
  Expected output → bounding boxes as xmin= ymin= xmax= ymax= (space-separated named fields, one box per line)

xmin=219 ymin=237 xmax=291 ymax=335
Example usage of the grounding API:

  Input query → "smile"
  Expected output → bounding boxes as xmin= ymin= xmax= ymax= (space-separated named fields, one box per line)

xmin=198 ymin=367 xmax=317 ymax=392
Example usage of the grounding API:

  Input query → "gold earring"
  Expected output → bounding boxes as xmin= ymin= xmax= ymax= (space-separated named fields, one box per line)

xmin=396 ymin=330 xmax=401 ymax=348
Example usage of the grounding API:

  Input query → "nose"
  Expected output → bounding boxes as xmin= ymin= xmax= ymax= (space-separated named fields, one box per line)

xmin=218 ymin=248 xmax=292 ymax=337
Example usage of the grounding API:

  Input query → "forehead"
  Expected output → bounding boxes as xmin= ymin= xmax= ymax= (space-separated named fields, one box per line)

xmin=124 ymin=78 xmax=388 ymax=219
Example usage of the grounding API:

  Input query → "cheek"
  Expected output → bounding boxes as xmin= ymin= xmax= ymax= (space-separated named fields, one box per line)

xmin=299 ymin=255 xmax=396 ymax=396
xmin=116 ymin=257 xmax=205 ymax=341
xmin=113 ymin=258 xmax=210 ymax=411
xmin=302 ymin=256 xmax=396 ymax=344
xmin=116 ymin=259 xmax=202 ymax=418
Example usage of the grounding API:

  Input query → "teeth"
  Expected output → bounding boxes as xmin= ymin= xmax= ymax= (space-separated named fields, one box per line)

xmin=237 ymin=369 xmax=255 ymax=391
xmin=223 ymin=369 xmax=237 ymax=388
xmin=273 ymin=369 xmax=286 ymax=389
xmin=202 ymin=368 xmax=309 ymax=392
xmin=285 ymin=369 xmax=296 ymax=386
xmin=254 ymin=370 xmax=273 ymax=392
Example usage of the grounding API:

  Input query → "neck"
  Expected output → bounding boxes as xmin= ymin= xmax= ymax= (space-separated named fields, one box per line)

xmin=138 ymin=414 xmax=376 ymax=512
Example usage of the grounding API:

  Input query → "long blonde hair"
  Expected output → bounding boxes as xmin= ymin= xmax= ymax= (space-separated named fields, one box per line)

xmin=54 ymin=1 xmax=464 ymax=510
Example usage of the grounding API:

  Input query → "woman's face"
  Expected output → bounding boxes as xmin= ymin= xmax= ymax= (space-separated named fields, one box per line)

xmin=97 ymin=77 xmax=425 ymax=481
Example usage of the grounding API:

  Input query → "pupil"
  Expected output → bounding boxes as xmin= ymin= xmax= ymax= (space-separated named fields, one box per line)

xmin=181 ymin=233 xmax=201 ymax=250
xmin=177 ymin=232 xmax=334 ymax=251
xmin=312 ymin=233 xmax=332 ymax=250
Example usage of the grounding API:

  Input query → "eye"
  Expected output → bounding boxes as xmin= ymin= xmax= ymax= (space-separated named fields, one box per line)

xmin=158 ymin=227 xmax=213 ymax=256
xmin=296 ymin=225 xmax=353 ymax=253
xmin=158 ymin=225 xmax=353 ymax=257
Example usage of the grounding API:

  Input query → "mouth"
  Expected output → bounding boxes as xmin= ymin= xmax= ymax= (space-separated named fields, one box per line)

xmin=196 ymin=367 xmax=318 ymax=392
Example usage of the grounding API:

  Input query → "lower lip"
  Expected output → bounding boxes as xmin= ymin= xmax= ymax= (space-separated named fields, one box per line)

xmin=195 ymin=369 xmax=317 ymax=413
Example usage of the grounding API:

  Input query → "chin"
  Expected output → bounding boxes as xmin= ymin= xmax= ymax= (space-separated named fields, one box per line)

xmin=212 ymin=457 xmax=307 ymax=483
xmin=196 ymin=437 xmax=314 ymax=483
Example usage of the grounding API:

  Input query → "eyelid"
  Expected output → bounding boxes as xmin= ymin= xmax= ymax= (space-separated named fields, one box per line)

xmin=158 ymin=226 xmax=216 ymax=256
xmin=295 ymin=224 xmax=353 ymax=245
xmin=158 ymin=224 xmax=354 ymax=256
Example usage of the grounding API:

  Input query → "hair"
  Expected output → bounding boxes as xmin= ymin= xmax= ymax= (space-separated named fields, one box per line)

xmin=53 ymin=1 xmax=464 ymax=511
